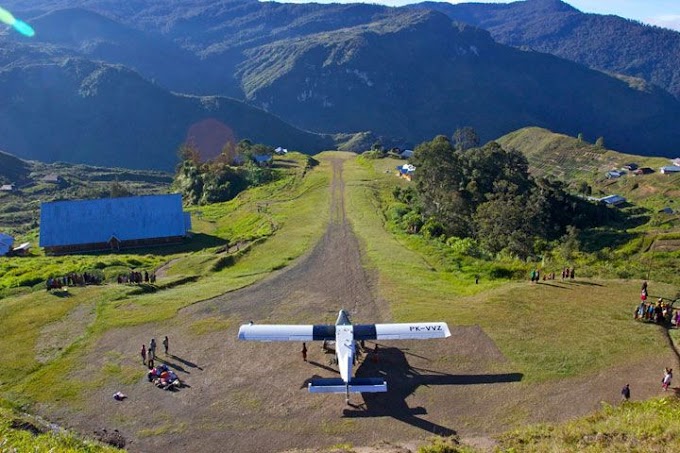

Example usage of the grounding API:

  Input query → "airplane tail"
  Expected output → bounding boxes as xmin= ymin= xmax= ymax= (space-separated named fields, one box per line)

xmin=308 ymin=378 xmax=387 ymax=394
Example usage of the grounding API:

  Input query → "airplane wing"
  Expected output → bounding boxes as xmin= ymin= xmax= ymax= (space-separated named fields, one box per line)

xmin=238 ymin=324 xmax=335 ymax=341
xmin=354 ymin=322 xmax=450 ymax=340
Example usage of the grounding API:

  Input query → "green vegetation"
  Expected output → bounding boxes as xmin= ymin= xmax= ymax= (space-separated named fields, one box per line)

xmin=398 ymin=133 xmax=606 ymax=259
xmin=497 ymin=397 xmax=680 ymax=452
xmin=0 ymin=400 xmax=120 ymax=452
xmin=0 ymin=152 xmax=331 ymax=408
xmin=0 ymin=142 xmax=679 ymax=451
xmin=343 ymin=156 xmax=676 ymax=381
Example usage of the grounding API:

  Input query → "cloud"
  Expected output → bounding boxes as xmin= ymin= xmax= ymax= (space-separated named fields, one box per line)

xmin=645 ymin=14 xmax=680 ymax=31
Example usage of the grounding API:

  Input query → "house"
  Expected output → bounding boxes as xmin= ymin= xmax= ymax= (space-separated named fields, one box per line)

xmin=0 ymin=233 xmax=14 ymax=256
xmin=396 ymin=164 xmax=416 ymax=181
xmin=0 ymin=184 xmax=14 ymax=191
xmin=399 ymin=149 xmax=414 ymax=159
xmin=253 ymin=154 xmax=273 ymax=167
xmin=599 ymin=195 xmax=626 ymax=206
xmin=623 ymin=163 xmax=638 ymax=171
xmin=12 ymin=242 xmax=30 ymax=255
xmin=660 ymin=166 xmax=680 ymax=174
xmin=606 ymin=171 xmax=622 ymax=179
xmin=42 ymin=174 xmax=62 ymax=183
xmin=633 ymin=167 xmax=654 ymax=175
xmin=39 ymin=194 xmax=191 ymax=254
xmin=274 ymin=147 xmax=288 ymax=155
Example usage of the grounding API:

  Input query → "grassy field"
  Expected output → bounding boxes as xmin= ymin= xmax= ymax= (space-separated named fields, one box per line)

xmin=0 ymin=148 xmax=679 ymax=451
xmin=0 ymin=399 xmax=121 ymax=452
xmin=343 ymin=156 xmax=675 ymax=382
xmin=0 ymin=152 xmax=331 ymax=408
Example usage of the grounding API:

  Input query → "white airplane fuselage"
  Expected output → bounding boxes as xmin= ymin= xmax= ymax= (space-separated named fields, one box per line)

xmin=335 ymin=323 xmax=354 ymax=384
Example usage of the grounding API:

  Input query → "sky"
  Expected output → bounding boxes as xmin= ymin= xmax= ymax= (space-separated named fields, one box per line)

xmin=282 ymin=0 xmax=680 ymax=31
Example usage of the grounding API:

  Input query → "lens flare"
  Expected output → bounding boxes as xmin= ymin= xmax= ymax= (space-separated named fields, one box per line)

xmin=0 ymin=6 xmax=35 ymax=37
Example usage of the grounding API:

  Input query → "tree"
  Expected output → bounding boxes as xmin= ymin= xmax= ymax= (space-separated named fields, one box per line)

xmin=217 ymin=140 xmax=239 ymax=165
xmin=177 ymin=142 xmax=201 ymax=166
xmin=595 ymin=136 xmax=605 ymax=148
xmin=109 ymin=180 xmax=132 ymax=198
xmin=452 ymin=127 xmax=480 ymax=152
xmin=411 ymin=135 xmax=470 ymax=236
xmin=577 ymin=132 xmax=584 ymax=143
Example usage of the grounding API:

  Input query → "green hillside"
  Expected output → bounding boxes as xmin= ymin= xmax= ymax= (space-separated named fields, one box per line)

xmin=498 ymin=127 xmax=679 ymax=212
xmin=0 ymin=148 xmax=679 ymax=451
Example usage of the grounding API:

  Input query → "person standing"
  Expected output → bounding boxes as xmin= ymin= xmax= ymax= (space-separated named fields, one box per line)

xmin=163 ymin=336 xmax=169 ymax=355
xmin=621 ymin=383 xmax=630 ymax=400
xmin=301 ymin=343 xmax=308 ymax=362
xmin=140 ymin=344 xmax=147 ymax=366
xmin=149 ymin=338 xmax=156 ymax=362
xmin=663 ymin=368 xmax=673 ymax=391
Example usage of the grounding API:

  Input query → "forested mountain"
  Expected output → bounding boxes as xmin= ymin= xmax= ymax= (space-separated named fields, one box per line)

xmin=413 ymin=0 xmax=680 ymax=100
xmin=235 ymin=9 xmax=680 ymax=154
xmin=2 ymin=0 xmax=680 ymax=168
xmin=0 ymin=55 xmax=338 ymax=170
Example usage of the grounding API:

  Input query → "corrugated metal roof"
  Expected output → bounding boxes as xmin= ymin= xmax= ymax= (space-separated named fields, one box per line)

xmin=39 ymin=194 xmax=189 ymax=247
xmin=0 ymin=233 xmax=13 ymax=256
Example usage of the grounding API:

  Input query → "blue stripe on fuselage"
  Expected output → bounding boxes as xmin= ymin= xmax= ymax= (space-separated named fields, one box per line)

xmin=312 ymin=324 xmax=335 ymax=341
xmin=353 ymin=324 xmax=377 ymax=340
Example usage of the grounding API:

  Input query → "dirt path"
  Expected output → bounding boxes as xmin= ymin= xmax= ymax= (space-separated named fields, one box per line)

xmin=52 ymin=158 xmax=676 ymax=452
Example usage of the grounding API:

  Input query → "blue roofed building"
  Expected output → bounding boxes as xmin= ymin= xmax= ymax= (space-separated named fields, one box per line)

xmin=39 ymin=194 xmax=191 ymax=254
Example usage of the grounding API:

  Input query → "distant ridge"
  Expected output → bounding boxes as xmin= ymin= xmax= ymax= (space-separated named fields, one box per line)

xmin=412 ymin=0 xmax=680 ymax=99
xmin=0 ymin=57 xmax=340 ymax=170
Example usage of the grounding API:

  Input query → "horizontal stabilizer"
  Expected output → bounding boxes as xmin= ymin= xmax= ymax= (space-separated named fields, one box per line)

xmin=238 ymin=324 xmax=335 ymax=341
xmin=354 ymin=322 xmax=451 ymax=340
xmin=308 ymin=378 xmax=387 ymax=394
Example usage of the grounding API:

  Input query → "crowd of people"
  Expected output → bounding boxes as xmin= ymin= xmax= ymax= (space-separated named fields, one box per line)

xmin=46 ymin=272 xmax=102 ymax=290
xmin=634 ymin=281 xmax=677 ymax=325
xmin=529 ymin=267 xmax=575 ymax=283
xmin=117 ymin=270 xmax=156 ymax=284
xmin=140 ymin=336 xmax=180 ymax=390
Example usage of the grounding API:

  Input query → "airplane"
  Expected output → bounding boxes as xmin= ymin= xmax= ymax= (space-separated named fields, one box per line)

xmin=238 ymin=309 xmax=451 ymax=403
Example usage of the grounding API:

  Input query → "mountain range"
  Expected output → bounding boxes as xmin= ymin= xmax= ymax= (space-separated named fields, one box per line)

xmin=413 ymin=0 xmax=680 ymax=100
xmin=1 ymin=0 xmax=680 ymax=170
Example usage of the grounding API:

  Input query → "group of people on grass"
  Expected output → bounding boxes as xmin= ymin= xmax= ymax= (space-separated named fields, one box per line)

xmin=117 ymin=270 xmax=156 ymax=284
xmin=140 ymin=336 xmax=180 ymax=390
xmin=46 ymin=272 xmax=102 ymax=290
xmin=529 ymin=267 xmax=575 ymax=283
xmin=634 ymin=281 xmax=677 ymax=325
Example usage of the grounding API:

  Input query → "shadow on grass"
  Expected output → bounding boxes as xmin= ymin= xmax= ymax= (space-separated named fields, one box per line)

xmin=341 ymin=346 xmax=523 ymax=436
xmin=566 ymin=280 xmax=604 ymax=287
xmin=169 ymin=354 xmax=203 ymax=371
xmin=58 ymin=233 xmax=228 ymax=258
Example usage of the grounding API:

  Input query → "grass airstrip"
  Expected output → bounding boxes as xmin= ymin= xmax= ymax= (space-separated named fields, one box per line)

xmin=0 ymin=150 xmax=679 ymax=451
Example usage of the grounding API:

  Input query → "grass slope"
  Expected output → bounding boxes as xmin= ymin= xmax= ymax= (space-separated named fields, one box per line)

xmin=0 ymin=152 xmax=331 ymax=408
xmin=0 ymin=150 xmax=679 ymax=451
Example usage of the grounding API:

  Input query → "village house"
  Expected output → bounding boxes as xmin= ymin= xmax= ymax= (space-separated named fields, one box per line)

xmin=660 ymin=165 xmax=680 ymax=174
xmin=39 ymin=194 xmax=191 ymax=254
xmin=599 ymin=194 xmax=626 ymax=206
xmin=0 ymin=233 xmax=13 ymax=256
xmin=396 ymin=164 xmax=416 ymax=181
xmin=0 ymin=184 xmax=15 ymax=192
xmin=399 ymin=149 xmax=414 ymax=159
xmin=253 ymin=154 xmax=273 ymax=167
xmin=42 ymin=174 xmax=62 ymax=184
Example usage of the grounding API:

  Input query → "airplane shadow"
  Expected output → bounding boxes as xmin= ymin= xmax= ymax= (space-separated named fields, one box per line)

xmin=342 ymin=346 xmax=523 ymax=436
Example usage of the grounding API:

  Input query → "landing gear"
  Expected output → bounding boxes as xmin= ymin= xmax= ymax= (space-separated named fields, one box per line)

xmin=345 ymin=384 xmax=350 ymax=405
